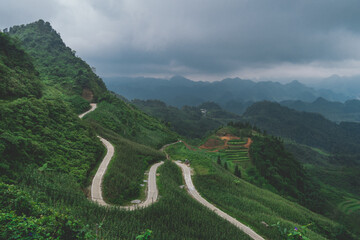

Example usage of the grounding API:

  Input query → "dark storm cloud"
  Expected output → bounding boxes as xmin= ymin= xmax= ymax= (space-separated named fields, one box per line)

xmin=2 ymin=0 xmax=360 ymax=80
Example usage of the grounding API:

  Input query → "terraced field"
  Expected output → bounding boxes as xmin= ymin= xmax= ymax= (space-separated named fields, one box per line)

xmin=221 ymin=139 xmax=251 ymax=170
xmin=339 ymin=198 xmax=360 ymax=214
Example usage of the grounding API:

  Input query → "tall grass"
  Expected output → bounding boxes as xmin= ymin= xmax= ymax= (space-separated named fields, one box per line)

xmin=20 ymin=161 xmax=252 ymax=239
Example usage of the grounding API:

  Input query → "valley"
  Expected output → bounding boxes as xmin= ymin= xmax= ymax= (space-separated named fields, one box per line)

xmin=1 ymin=19 xmax=359 ymax=240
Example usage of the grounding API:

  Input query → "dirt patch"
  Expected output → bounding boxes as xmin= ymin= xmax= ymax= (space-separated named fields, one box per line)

xmin=181 ymin=140 xmax=196 ymax=151
xmin=200 ymin=138 xmax=223 ymax=149
xmin=244 ymin=138 xmax=253 ymax=148
xmin=82 ymin=88 xmax=94 ymax=101
xmin=219 ymin=134 xmax=240 ymax=141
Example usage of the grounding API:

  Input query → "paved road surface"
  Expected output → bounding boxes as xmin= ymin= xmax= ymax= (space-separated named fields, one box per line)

xmin=175 ymin=161 xmax=265 ymax=240
xmin=79 ymin=103 xmax=163 ymax=209
xmin=78 ymin=103 xmax=97 ymax=119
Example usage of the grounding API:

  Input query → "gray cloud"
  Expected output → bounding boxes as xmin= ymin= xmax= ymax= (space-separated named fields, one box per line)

xmin=2 ymin=0 xmax=360 ymax=81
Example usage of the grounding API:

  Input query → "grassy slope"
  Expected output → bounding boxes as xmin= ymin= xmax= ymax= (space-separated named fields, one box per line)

xmin=84 ymin=94 xmax=178 ymax=149
xmin=166 ymin=142 xmax=356 ymax=240
xmin=20 ymin=160 xmax=252 ymax=239
xmin=88 ymin=123 xmax=165 ymax=205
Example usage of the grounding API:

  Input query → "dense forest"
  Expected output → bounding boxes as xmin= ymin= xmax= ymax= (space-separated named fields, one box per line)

xmin=0 ymin=32 xmax=42 ymax=99
xmin=6 ymin=20 xmax=107 ymax=101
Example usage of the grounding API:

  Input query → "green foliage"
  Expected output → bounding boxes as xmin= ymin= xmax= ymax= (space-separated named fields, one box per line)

xmin=136 ymin=229 xmax=152 ymax=240
xmin=243 ymin=101 xmax=360 ymax=154
xmin=272 ymin=222 xmax=312 ymax=240
xmin=133 ymin=99 xmax=241 ymax=138
xmin=0 ymin=32 xmax=42 ymax=99
xmin=90 ymin=124 xmax=165 ymax=204
xmin=65 ymin=95 xmax=91 ymax=114
xmin=224 ymin=161 xmax=228 ymax=170
xmin=20 ymin=161 xmax=252 ymax=239
xmin=166 ymin=142 xmax=355 ymax=240
xmin=234 ymin=165 xmax=241 ymax=178
xmin=0 ymin=182 xmax=94 ymax=239
xmin=84 ymin=94 xmax=178 ymax=148
xmin=0 ymin=97 xmax=103 ymax=184
xmin=7 ymin=20 xmax=106 ymax=100
xmin=249 ymin=135 xmax=327 ymax=213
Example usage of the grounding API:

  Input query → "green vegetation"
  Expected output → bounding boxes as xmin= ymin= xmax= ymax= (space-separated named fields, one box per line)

xmin=6 ymin=20 xmax=107 ymax=100
xmin=0 ymin=182 xmax=93 ymax=239
xmin=249 ymin=135 xmax=324 ymax=210
xmin=166 ymin=142 xmax=356 ymax=239
xmin=0 ymin=97 xmax=103 ymax=185
xmin=89 ymin=123 xmax=165 ymax=204
xmin=133 ymin=99 xmax=241 ymax=138
xmin=281 ymin=97 xmax=360 ymax=123
xmin=242 ymin=101 xmax=360 ymax=155
xmin=339 ymin=198 xmax=360 ymax=214
xmin=84 ymin=94 xmax=178 ymax=149
xmin=0 ymin=32 xmax=42 ymax=99
xmin=17 ymin=161 xmax=252 ymax=239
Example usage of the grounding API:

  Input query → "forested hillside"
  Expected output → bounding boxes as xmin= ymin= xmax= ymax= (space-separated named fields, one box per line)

xmin=281 ymin=97 xmax=360 ymax=123
xmin=0 ymin=32 xmax=42 ymax=99
xmin=133 ymin=99 xmax=241 ymax=138
xmin=242 ymin=101 xmax=360 ymax=154
xmin=6 ymin=20 xmax=107 ymax=101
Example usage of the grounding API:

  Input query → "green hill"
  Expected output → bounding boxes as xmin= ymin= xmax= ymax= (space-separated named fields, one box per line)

xmin=281 ymin=97 xmax=360 ymax=123
xmin=2 ymin=20 xmax=359 ymax=239
xmin=132 ymin=99 xmax=241 ymax=138
xmin=6 ymin=20 xmax=107 ymax=101
xmin=242 ymin=101 xmax=360 ymax=154
xmin=0 ymin=32 xmax=42 ymax=99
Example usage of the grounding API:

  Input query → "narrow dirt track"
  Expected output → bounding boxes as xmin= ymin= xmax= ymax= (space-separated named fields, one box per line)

xmin=79 ymin=103 xmax=163 ymax=209
xmin=174 ymin=160 xmax=265 ymax=240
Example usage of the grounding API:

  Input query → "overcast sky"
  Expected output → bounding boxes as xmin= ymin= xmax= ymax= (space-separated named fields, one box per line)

xmin=2 ymin=0 xmax=360 ymax=82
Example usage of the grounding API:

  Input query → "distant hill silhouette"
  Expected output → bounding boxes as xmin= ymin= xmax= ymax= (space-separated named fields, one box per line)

xmin=105 ymin=76 xmax=348 ymax=108
xmin=281 ymin=98 xmax=360 ymax=123
xmin=242 ymin=101 xmax=360 ymax=155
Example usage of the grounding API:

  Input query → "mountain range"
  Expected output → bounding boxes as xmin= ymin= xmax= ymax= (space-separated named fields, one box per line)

xmin=105 ymin=76 xmax=348 ymax=109
xmin=1 ymin=20 xmax=359 ymax=239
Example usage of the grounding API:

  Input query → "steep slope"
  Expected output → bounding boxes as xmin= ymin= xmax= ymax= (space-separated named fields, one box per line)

xmin=242 ymin=101 xmax=360 ymax=154
xmin=6 ymin=20 xmax=107 ymax=101
xmin=83 ymin=94 xmax=178 ymax=149
xmin=0 ymin=32 xmax=42 ymax=99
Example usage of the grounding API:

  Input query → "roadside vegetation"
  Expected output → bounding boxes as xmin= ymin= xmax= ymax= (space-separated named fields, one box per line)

xmin=83 ymin=93 xmax=178 ymax=149
xmin=88 ymin=123 xmax=165 ymax=205
xmin=16 ymin=161 xmax=252 ymax=239
xmin=166 ymin=142 xmax=355 ymax=239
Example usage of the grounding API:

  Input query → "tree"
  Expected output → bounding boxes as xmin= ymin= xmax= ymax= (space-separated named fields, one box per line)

xmin=217 ymin=155 xmax=221 ymax=165
xmin=224 ymin=162 xmax=228 ymax=170
xmin=234 ymin=165 xmax=241 ymax=178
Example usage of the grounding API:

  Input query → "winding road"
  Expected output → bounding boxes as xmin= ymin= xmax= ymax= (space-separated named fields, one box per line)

xmin=79 ymin=103 xmax=163 ymax=209
xmin=175 ymin=161 xmax=265 ymax=240
xmin=79 ymin=104 xmax=264 ymax=239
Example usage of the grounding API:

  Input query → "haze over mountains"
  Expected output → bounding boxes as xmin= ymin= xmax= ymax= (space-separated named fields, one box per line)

xmin=105 ymin=75 xmax=349 ymax=108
